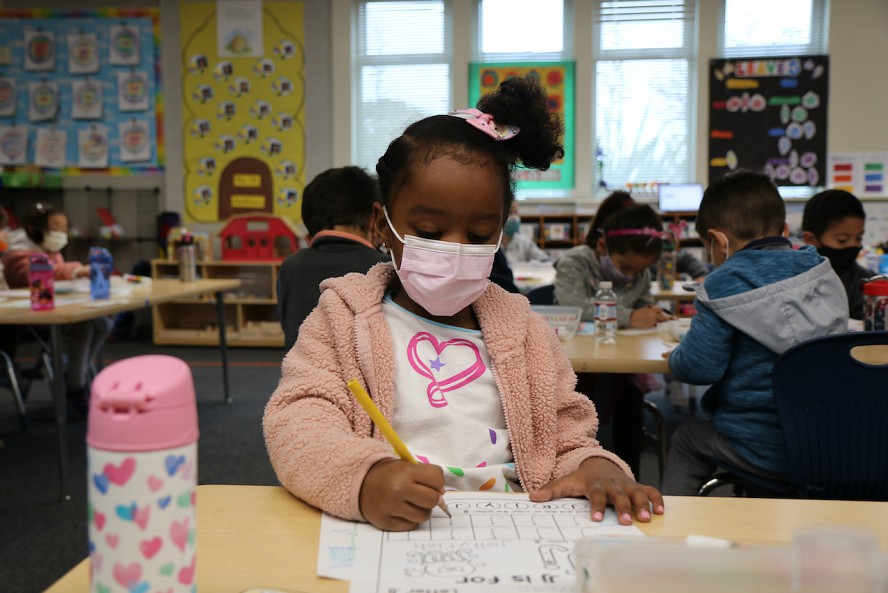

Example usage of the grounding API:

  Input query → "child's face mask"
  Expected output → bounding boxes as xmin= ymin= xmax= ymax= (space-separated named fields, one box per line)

xmin=42 ymin=230 xmax=69 ymax=253
xmin=503 ymin=215 xmax=521 ymax=237
xmin=383 ymin=207 xmax=501 ymax=317
xmin=600 ymin=253 xmax=635 ymax=286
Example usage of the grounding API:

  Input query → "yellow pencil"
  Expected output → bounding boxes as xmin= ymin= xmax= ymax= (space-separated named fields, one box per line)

xmin=346 ymin=379 xmax=451 ymax=518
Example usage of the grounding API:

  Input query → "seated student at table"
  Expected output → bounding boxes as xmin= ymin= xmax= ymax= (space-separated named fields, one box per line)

xmin=265 ymin=75 xmax=662 ymax=532
xmin=2 ymin=204 xmax=113 ymax=414
xmin=801 ymin=189 xmax=876 ymax=320
xmin=277 ymin=166 xmax=389 ymax=351
xmin=661 ymin=170 xmax=848 ymax=495
xmin=502 ymin=201 xmax=549 ymax=265
xmin=554 ymin=194 xmax=672 ymax=476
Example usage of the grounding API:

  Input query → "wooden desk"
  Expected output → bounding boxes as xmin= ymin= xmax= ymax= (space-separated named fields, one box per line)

xmin=0 ymin=278 xmax=241 ymax=500
xmin=562 ymin=332 xmax=671 ymax=374
xmin=45 ymin=485 xmax=888 ymax=593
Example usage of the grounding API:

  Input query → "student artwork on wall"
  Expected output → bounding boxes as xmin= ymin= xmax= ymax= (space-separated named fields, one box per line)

xmin=180 ymin=1 xmax=305 ymax=223
xmin=0 ymin=9 xmax=162 ymax=174
xmin=469 ymin=62 xmax=575 ymax=191
xmin=709 ymin=55 xmax=828 ymax=187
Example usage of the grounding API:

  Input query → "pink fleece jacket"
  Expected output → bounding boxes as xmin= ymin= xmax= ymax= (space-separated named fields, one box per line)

xmin=263 ymin=263 xmax=632 ymax=521
xmin=2 ymin=231 xmax=82 ymax=288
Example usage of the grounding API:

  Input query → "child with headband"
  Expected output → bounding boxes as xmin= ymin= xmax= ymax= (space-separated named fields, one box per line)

xmin=264 ymin=75 xmax=663 ymax=531
xmin=554 ymin=193 xmax=673 ymax=476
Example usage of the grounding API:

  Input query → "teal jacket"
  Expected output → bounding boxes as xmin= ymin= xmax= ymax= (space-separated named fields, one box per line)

xmin=668 ymin=240 xmax=848 ymax=473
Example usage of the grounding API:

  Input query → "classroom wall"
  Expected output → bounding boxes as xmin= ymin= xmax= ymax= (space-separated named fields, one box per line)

xmin=2 ymin=0 xmax=887 ymax=221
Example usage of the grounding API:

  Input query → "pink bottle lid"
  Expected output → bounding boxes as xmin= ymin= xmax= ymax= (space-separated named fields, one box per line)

xmin=87 ymin=355 xmax=199 ymax=452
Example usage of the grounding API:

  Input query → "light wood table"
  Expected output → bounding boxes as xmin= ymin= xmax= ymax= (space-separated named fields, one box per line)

xmin=561 ymin=332 xmax=672 ymax=374
xmin=0 ymin=278 xmax=241 ymax=500
xmin=45 ymin=485 xmax=888 ymax=593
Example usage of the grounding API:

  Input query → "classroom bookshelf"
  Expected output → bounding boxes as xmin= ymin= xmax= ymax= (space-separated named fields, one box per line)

xmin=151 ymin=259 xmax=284 ymax=347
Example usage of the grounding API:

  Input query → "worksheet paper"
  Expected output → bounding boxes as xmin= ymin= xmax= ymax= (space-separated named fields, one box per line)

xmin=318 ymin=492 xmax=644 ymax=593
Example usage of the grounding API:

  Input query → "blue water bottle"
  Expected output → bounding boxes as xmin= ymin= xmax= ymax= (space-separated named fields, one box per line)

xmin=89 ymin=246 xmax=112 ymax=300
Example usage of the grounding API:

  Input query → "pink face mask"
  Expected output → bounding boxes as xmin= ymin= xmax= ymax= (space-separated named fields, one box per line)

xmin=384 ymin=207 xmax=501 ymax=317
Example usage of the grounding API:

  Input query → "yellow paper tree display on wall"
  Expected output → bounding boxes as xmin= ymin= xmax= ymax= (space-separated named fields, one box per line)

xmin=180 ymin=1 xmax=305 ymax=223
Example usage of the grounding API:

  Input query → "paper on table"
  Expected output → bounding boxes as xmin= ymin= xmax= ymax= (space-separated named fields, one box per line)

xmin=616 ymin=327 xmax=659 ymax=335
xmin=0 ymin=296 xmax=89 ymax=308
xmin=326 ymin=492 xmax=643 ymax=593
xmin=83 ymin=299 xmax=130 ymax=308
xmin=317 ymin=513 xmax=377 ymax=580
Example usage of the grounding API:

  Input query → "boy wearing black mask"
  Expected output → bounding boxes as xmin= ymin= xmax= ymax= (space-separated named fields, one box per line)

xmin=802 ymin=189 xmax=876 ymax=320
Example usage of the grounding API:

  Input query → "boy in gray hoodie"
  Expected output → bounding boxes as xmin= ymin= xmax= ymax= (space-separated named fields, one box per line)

xmin=661 ymin=170 xmax=848 ymax=495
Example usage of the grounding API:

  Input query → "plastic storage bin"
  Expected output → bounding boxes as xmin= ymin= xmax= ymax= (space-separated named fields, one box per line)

xmin=531 ymin=305 xmax=582 ymax=341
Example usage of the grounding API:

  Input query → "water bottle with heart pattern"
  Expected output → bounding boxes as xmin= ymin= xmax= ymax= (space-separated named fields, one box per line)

xmin=87 ymin=355 xmax=199 ymax=593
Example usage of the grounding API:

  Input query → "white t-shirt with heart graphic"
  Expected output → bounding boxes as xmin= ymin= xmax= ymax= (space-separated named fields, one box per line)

xmin=381 ymin=294 xmax=520 ymax=493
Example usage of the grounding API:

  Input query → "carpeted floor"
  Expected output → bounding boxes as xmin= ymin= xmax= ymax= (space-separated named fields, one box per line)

xmin=0 ymin=334 xmax=695 ymax=592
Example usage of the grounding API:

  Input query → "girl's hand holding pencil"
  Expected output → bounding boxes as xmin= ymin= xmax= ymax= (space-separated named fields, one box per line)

xmin=347 ymin=379 xmax=451 ymax=531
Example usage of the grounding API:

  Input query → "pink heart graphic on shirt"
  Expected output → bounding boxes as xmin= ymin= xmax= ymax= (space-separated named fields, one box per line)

xmin=104 ymin=457 xmax=136 ymax=486
xmin=407 ymin=332 xmax=486 ymax=408
xmin=178 ymin=555 xmax=196 ymax=585
xmin=133 ymin=505 xmax=150 ymax=530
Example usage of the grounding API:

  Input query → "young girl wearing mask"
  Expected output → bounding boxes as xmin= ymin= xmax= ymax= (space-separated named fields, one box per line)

xmin=554 ymin=194 xmax=673 ymax=476
xmin=3 ymin=204 xmax=113 ymax=413
xmin=264 ymin=76 xmax=663 ymax=532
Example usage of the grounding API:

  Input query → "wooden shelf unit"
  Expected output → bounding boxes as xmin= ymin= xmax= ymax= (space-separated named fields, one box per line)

xmin=151 ymin=259 xmax=283 ymax=347
xmin=519 ymin=211 xmax=702 ymax=250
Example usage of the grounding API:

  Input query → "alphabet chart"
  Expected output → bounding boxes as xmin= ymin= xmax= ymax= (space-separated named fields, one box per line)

xmin=320 ymin=492 xmax=644 ymax=593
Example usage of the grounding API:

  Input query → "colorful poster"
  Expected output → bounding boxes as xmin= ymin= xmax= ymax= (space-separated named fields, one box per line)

xmin=181 ymin=1 xmax=305 ymax=223
xmin=71 ymin=78 xmax=104 ymax=119
xmin=216 ymin=0 xmax=264 ymax=58
xmin=34 ymin=127 xmax=68 ymax=168
xmin=109 ymin=23 xmax=141 ymax=66
xmin=24 ymin=28 xmax=55 ymax=72
xmin=67 ymin=31 xmax=100 ymax=74
xmin=78 ymin=124 xmax=110 ymax=168
xmin=469 ymin=62 xmax=575 ymax=191
xmin=0 ymin=9 xmax=162 ymax=174
xmin=116 ymin=71 xmax=150 ymax=112
xmin=709 ymin=55 xmax=828 ymax=186
xmin=827 ymin=153 xmax=857 ymax=193
xmin=859 ymin=153 xmax=888 ymax=197
xmin=28 ymin=80 xmax=59 ymax=121
xmin=118 ymin=118 xmax=151 ymax=162
xmin=0 ymin=77 xmax=16 ymax=117
xmin=0 ymin=125 xmax=29 ymax=165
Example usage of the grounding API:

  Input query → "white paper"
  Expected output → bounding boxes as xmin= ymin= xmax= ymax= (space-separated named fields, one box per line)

xmin=0 ymin=77 xmax=17 ymax=117
xmin=118 ymin=119 xmax=151 ymax=162
xmin=78 ymin=125 xmax=109 ymax=168
xmin=24 ymin=28 xmax=55 ymax=71
xmin=318 ymin=514 xmax=377 ymax=580
xmin=71 ymin=79 xmax=104 ymax=119
xmin=34 ymin=127 xmax=68 ymax=168
xmin=67 ymin=31 xmax=100 ymax=74
xmin=217 ymin=0 xmax=264 ymax=57
xmin=316 ymin=492 xmax=643 ymax=593
xmin=109 ymin=24 xmax=141 ymax=66
xmin=28 ymin=81 xmax=59 ymax=122
xmin=117 ymin=71 xmax=150 ymax=112
xmin=0 ymin=125 xmax=29 ymax=165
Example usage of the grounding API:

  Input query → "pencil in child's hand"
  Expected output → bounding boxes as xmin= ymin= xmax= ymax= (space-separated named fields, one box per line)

xmin=346 ymin=379 xmax=451 ymax=518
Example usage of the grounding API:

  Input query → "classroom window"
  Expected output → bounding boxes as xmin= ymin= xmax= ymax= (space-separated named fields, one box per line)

xmin=720 ymin=0 xmax=828 ymax=58
xmin=593 ymin=0 xmax=696 ymax=187
xmin=476 ymin=0 xmax=571 ymax=60
xmin=353 ymin=1 xmax=452 ymax=172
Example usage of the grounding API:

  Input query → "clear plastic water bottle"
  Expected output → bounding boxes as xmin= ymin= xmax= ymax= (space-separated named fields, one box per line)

xmin=594 ymin=281 xmax=618 ymax=344
xmin=89 ymin=246 xmax=112 ymax=300
xmin=87 ymin=355 xmax=199 ymax=593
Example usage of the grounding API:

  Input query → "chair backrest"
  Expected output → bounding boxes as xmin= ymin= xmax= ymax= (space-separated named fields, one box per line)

xmin=526 ymin=284 xmax=555 ymax=305
xmin=772 ymin=331 xmax=888 ymax=501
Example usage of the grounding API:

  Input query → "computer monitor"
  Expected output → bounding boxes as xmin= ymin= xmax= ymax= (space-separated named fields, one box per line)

xmin=658 ymin=183 xmax=704 ymax=212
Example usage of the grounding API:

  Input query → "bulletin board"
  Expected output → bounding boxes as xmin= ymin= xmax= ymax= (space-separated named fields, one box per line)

xmin=469 ymin=62 xmax=575 ymax=191
xmin=180 ymin=1 xmax=305 ymax=223
xmin=0 ymin=9 xmax=162 ymax=174
xmin=709 ymin=55 xmax=828 ymax=187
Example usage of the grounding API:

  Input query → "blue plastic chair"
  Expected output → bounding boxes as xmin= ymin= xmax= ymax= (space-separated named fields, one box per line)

xmin=772 ymin=330 xmax=888 ymax=501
